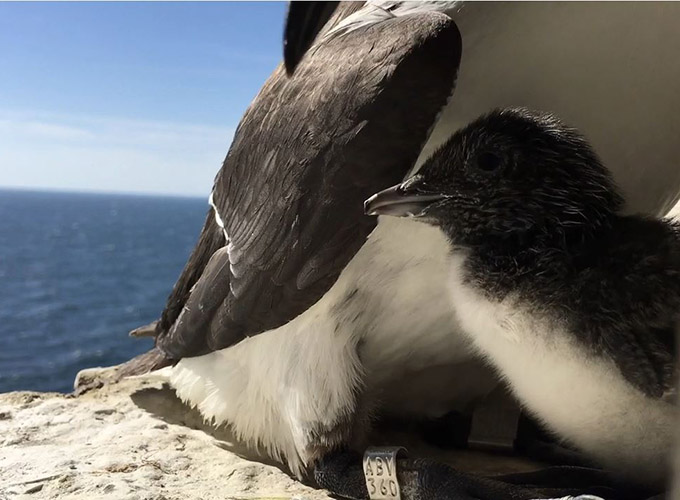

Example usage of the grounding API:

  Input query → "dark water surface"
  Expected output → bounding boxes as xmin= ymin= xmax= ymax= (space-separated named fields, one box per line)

xmin=0 ymin=189 xmax=207 ymax=393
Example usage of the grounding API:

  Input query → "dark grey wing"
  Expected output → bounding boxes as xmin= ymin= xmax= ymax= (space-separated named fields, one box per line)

xmin=156 ymin=12 xmax=462 ymax=359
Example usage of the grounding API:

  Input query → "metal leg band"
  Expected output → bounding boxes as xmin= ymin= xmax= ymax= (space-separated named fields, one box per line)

xmin=363 ymin=446 xmax=407 ymax=500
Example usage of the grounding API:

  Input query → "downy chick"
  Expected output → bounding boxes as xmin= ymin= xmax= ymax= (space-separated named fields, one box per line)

xmin=366 ymin=107 xmax=679 ymax=488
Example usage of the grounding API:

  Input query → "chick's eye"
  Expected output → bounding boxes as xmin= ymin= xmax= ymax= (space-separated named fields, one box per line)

xmin=476 ymin=151 xmax=503 ymax=172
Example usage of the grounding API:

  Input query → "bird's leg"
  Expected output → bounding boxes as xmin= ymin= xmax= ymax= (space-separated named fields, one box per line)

xmin=314 ymin=450 xmax=545 ymax=500
xmin=314 ymin=450 xmax=657 ymax=500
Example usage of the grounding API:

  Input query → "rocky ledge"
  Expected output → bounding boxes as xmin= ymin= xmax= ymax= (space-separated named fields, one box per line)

xmin=0 ymin=371 xmax=331 ymax=500
xmin=0 ymin=366 xmax=565 ymax=500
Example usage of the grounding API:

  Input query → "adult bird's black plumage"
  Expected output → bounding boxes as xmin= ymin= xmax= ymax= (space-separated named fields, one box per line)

xmin=153 ymin=10 xmax=462 ymax=360
xmin=368 ymin=108 xmax=679 ymax=489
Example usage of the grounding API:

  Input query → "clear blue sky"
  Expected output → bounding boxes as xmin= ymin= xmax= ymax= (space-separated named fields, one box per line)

xmin=0 ymin=2 xmax=287 ymax=197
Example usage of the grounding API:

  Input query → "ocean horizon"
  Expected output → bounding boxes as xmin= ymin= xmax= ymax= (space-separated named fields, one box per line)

xmin=0 ymin=188 xmax=208 ymax=393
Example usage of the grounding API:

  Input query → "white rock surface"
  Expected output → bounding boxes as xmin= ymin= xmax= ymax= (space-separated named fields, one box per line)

xmin=0 ymin=364 xmax=547 ymax=500
xmin=0 ymin=373 xmax=331 ymax=500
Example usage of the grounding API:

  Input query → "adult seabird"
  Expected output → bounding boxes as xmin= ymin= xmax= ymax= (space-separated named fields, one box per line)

xmin=366 ymin=108 xmax=679 ymax=490
xmin=124 ymin=6 xmax=500 ymax=480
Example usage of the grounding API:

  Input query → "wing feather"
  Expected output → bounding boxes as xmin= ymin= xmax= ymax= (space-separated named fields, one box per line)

xmin=157 ymin=11 xmax=462 ymax=358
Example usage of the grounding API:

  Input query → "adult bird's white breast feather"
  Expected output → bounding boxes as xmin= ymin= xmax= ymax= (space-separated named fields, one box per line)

xmin=171 ymin=216 xmax=492 ymax=475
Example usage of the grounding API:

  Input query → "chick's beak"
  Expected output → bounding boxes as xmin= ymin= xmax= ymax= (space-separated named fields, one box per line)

xmin=364 ymin=178 xmax=447 ymax=217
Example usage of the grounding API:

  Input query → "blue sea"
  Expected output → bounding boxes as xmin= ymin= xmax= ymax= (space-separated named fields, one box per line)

xmin=0 ymin=189 xmax=208 ymax=393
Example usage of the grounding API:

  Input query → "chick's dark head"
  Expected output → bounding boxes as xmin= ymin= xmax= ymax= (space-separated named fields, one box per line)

xmin=366 ymin=108 xmax=624 ymax=248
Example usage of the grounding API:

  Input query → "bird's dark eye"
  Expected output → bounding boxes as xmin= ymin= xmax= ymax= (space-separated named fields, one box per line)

xmin=476 ymin=151 xmax=503 ymax=172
